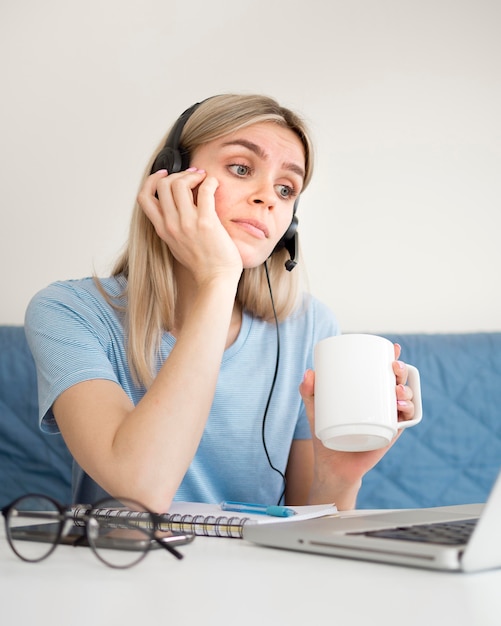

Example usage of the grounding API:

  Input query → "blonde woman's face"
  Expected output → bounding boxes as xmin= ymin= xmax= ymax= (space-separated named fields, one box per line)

xmin=190 ymin=122 xmax=305 ymax=268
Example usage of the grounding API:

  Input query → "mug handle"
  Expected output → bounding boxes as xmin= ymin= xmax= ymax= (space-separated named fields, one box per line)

xmin=397 ymin=364 xmax=423 ymax=429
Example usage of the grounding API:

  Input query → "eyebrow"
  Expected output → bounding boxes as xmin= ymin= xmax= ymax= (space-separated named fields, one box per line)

xmin=221 ymin=139 xmax=305 ymax=180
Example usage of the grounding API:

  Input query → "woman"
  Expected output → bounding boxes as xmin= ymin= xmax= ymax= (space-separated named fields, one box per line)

xmin=25 ymin=94 xmax=415 ymax=512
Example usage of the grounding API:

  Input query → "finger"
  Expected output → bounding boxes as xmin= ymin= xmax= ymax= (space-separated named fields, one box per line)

xmin=299 ymin=369 xmax=314 ymax=395
xmin=139 ymin=169 xmax=199 ymax=240
xmin=147 ymin=168 xmax=169 ymax=184
xmin=137 ymin=169 xmax=168 ymax=204
xmin=393 ymin=343 xmax=402 ymax=360
xmin=137 ymin=170 xmax=169 ymax=224
xmin=159 ymin=168 xmax=207 ymax=215
xmin=397 ymin=384 xmax=415 ymax=421
xmin=195 ymin=175 xmax=219 ymax=214
xmin=397 ymin=398 xmax=415 ymax=421
xmin=393 ymin=359 xmax=408 ymax=385
xmin=299 ymin=370 xmax=315 ymax=416
xmin=396 ymin=383 xmax=414 ymax=402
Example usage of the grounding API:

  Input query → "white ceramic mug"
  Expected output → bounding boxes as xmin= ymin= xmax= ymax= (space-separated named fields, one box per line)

xmin=314 ymin=334 xmax=423 ymax=452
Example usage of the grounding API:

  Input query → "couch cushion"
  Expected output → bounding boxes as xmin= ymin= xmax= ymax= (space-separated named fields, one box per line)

xmin=357 ymin=333 xmax=501 ymax=509
xmin=0 ymin=326 xmax=72 ymax=507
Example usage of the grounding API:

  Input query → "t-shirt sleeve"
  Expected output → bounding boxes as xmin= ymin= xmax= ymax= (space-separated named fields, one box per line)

xmin=25 ymin=282 xmax=121 ymax=433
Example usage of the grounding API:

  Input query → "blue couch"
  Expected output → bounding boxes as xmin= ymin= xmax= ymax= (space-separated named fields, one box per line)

xmin=1 ymin=325 xmax=500 ymax=509
xmin=0 ymin=326 xmax=72 ymax=508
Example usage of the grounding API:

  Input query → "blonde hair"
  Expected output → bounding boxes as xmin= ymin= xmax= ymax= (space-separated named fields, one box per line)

xmin=107 ymin=94 xmax=314 ymax=387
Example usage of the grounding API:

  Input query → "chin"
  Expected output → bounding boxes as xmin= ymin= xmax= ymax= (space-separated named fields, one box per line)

xmin=236 ymin=243 xmax=273 ymax=270
xmin=241 ymin=251 xmax=274 ymax=270
xmin=241 ymin=259 xmax=265 ymax=271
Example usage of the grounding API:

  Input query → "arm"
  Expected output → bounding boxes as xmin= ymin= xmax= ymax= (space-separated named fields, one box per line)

xmin=54 ymin=169 xmax=243 ymax=513
xmin=54 ymin=277 xmax=237 ymax=512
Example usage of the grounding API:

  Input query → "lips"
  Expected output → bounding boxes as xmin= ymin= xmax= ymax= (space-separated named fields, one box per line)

xmin=232 ymin=218 xmax=269 ymax=239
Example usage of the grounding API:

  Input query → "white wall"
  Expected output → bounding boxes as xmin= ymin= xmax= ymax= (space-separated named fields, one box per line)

xmin=1 ymin=0 xmax=500 ymax=333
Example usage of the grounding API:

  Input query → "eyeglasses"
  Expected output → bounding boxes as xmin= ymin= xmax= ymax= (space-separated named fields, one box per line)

xmin=2 ymin=493 xmax=189 ymax=568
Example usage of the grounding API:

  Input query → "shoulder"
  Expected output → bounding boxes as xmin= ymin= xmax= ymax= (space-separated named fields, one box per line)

xmin=25 ymin=276 xmax=126 ymax=343
xmin=26 ymin=276 xmax=123 ymax=318
xmin=27 ymin=276 xmax=124 ymax=309
xmin=285 ymin=293 xmax=340 ymax=339
xmin=243 ymin=294 xmax=340 ymax=359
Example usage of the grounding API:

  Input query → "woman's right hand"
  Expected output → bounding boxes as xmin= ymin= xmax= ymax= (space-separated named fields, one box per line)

xmin=137 ymin=168 xmax=243 ymax=285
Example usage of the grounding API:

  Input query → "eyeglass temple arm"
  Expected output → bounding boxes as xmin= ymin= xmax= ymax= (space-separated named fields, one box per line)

xmin=153 ymin=535 xmax=184 ymax=560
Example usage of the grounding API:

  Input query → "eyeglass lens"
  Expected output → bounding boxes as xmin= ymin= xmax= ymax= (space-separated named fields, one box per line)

xmin=5 ymin=494 xmax=63 ymax=562
xmin=86 ymin=497 xmax=154 ymax=568
xmin=5 ymin=495 xmax=159 ymax=569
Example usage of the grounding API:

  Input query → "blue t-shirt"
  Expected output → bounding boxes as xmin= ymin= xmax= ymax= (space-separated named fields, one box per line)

xmin=25 ymin=276 xmax=339 ymax=505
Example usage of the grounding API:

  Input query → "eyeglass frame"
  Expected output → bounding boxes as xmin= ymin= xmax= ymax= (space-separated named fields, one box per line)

xmin=2 ymin=493 xmax=187 ymax=568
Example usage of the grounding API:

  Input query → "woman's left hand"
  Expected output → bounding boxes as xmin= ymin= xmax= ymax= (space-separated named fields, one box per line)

xmin=299 ymin=343 xmax=415 ymax=509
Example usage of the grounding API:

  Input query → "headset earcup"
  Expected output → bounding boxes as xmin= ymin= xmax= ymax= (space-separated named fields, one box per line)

xmin=150 ymin=147 xmax=185 ymax=175
xmin=150 ymin=101 xmax=203 ymax=175
xmin=272 ymin=213 xmax=299 ymax=271
xmin=280 ymin=214 xmax=298 ymax=246
xmin=273 ymin=207 xmax=299 ymax=253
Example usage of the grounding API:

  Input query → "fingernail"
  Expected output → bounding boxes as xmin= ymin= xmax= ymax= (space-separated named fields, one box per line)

xmin=186 ymin=167 xmax=197 ymax=172
xmin=397 ymin=400 xmax=408 ymax=407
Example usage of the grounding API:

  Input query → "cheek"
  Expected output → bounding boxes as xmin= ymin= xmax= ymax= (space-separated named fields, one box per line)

xmin=213 ymin=186 xmax=233 ymax=221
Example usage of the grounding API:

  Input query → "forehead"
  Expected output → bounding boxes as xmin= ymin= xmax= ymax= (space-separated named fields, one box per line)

xmin=222 ymin=122 xmax=304 ymax=152
xmin=216 ymin=122 xmax=306 ymax=176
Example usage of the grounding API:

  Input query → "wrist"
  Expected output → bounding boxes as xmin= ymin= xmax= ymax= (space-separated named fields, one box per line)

xmin=195 ymin=266 xmax=242 ymax=293
xmin=309 ymin=471 xmax=362 ymax=511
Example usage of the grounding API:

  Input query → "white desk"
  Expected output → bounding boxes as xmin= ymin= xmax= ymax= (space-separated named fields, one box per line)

xmin=1 ymin=525 xmax=501 ymax=626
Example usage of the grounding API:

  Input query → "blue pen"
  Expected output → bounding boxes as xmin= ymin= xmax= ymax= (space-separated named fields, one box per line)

xmin=220 ymin=501 xmax=296 ymax=518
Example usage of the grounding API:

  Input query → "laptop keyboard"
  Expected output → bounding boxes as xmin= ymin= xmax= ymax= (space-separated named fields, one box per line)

xmin=350 ymin=518 xmax=478 ymax=546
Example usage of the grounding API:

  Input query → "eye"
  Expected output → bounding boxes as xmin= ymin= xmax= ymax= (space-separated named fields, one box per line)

xmin=275 ymin=184 xmax=297 ymax=200
xmin=229 ymin=164 xmax=251 ymax=177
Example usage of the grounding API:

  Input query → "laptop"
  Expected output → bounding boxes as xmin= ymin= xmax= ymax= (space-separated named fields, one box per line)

xmin=243 ymin=469 xmax=501 ymax=572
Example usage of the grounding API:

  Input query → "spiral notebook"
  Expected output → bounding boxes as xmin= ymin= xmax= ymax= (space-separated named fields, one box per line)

xmin=71 ymin=502 xmax=338 ymax=539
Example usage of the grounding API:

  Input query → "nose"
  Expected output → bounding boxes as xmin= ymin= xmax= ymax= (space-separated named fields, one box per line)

xmin=250 ymin=182 xmax=276 ymax=210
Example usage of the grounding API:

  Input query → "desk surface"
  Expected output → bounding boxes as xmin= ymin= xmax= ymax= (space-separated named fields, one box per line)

xmin=1 ymin=525 xmax=501 ymax=626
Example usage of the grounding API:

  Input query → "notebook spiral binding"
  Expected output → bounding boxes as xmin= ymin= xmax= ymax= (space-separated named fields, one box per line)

xmin=71 ymin=505 xmax=251 ymax=539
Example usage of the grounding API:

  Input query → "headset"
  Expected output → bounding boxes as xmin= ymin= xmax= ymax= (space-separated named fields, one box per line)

xmin=150 ymin=100 xmax=300 ymax=271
